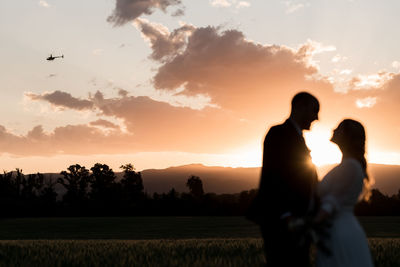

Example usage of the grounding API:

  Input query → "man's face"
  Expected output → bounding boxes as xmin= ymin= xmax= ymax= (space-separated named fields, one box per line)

xmin=302 ymin=102 xmax=319 ymax=130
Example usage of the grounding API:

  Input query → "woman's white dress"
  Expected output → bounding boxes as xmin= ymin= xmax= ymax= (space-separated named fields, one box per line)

xmin=316 ymin=158 xmax=374 ymax=267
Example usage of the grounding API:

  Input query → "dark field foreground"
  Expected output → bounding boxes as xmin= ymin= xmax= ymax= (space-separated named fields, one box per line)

xmin=0 ymin=216 xmax=399 ymax=239
xmin=0 ymin=217 xmax=399 ymax=266
xmin=0 ymin=239 xmax=399 ymax=267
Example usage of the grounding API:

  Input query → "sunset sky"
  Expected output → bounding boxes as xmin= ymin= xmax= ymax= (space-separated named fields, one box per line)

xmin=1 ymin=0 xmax=400 ymax=173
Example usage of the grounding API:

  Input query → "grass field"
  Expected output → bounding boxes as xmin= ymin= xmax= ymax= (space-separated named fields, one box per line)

xmin=0 ymin=216 xmax=399 ymax=239
xmin=0 ymin=217 xmax=399 ymax=266
xmin=0 ymin=238 xmax=399 ymax=267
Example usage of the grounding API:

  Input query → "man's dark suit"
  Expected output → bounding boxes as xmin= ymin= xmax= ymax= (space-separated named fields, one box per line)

xmin=248 ymin=119 xmax=318 ymax=267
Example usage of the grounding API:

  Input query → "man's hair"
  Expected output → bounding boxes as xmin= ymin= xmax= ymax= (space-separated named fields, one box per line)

xmin=291 ymin=92 xmax=319 ymax=110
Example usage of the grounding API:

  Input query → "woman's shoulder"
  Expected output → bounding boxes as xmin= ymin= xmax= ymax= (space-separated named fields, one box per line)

xmin=339 ymin=158 xmax=364 ymax=177
xmin=323 ymin=158 xmax=363 ymax=179
xmin=341 ymin=158 xmax=362 ymax=169
xmin=319 ymin=158 xmax=365 ymax=195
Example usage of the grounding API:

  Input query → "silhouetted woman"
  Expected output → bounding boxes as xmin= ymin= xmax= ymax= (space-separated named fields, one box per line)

xmin=315 ymin=119 xmax=374 ymax=267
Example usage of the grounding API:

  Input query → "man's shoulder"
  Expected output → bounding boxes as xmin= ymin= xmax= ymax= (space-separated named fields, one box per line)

xmin=267 ymin=120 xmax=291 ymax=135
xmin=264 ymin=122 xmax=290 ymax=145
xmin=264 ymin=120 xmax=302 ymax=149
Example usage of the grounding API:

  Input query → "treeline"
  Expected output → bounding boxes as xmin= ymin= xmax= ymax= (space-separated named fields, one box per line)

xmin=0 ymin=163 xmax=399 ymax=217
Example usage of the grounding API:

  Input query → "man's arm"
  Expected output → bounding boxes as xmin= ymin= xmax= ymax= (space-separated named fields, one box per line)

xmin=260 ymin=126 xmax=294 ymax=219
xmin=261 ymin=126 xmax=317 ymax=218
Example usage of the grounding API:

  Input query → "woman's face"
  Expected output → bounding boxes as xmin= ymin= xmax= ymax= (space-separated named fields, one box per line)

xmin=330 ymin=123 xmax=345 ymax=146
xmin=331 ymin=120 xmax=365 ymax=155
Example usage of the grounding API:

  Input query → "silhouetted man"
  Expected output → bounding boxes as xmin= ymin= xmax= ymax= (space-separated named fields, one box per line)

xmin=248 ymin=92 xmax=319 ymax=267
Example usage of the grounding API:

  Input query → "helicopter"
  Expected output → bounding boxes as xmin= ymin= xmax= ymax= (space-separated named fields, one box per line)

xmin=46 ymin=54 xmax=64 ymax=61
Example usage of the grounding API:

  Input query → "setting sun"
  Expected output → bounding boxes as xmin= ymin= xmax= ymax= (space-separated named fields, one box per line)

xmin=304 ymin=126 xmax=342 ymax=167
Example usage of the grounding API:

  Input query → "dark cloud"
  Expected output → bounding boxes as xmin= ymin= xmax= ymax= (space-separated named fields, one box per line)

xmin=27 ymin=125 xmax=48 ymax=141
xmin=117 ymin=88 xmax=129 ymax=97
xmin=171 ymin=7 xmax=185 ymax=16
xmin=134 ymin=18 xmax=194 ymax=62
xmin=90 ymin=119 xmax=120 ymax=129
xmin=26 ymin=91 xmax=94 ymax=111
xmin=107 ymin=0 xmax=183 ymax=26
xmin=145 ymin=25 xmax=334 ymax=118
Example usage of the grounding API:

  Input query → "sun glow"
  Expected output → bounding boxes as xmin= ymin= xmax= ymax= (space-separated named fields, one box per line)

xmin=304 ymin=126 xmax=342 ymax=167
xmin=228 ymin=143 xmax=263 ymax=168
xmin=228 ymin=128 xmax=343 ymax=169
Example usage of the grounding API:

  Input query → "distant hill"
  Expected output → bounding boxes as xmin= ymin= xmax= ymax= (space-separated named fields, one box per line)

xmin=37 ymin=163 xmax=400 ymax=197
xmin=140 ymin=163 xmax=400 ymax=196
xmin=369 ymin=164 xmax=400 ymax=195
xmin=141 ymin=164 xmax=261 ymax=195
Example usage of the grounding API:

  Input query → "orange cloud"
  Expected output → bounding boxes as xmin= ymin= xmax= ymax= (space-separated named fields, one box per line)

xmin=343 ymin=71 xmax=400 ymax=151
xmin=0 ymin=123 xmax=132 ymax=156
xmin=89 ymin=92 xmax=253 ymax=152
xmin=142 ymin=22 xmax=400 ymax=154
xmin=5 ymin=91 xmax=255 ymax=156
xmin=14 ymin=25 xmax=348 ymax=157
xmin=144 ymin=25 xmax=335 ymax=121
xmin=9 ymin=23 xmax=400 ymax=159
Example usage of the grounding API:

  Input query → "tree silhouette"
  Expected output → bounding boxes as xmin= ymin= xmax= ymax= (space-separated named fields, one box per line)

xmin=58 ymin=164 xmax=90 ymax=213
xmin=120 ymin=164 xmax=144 ymax=210
xmin=20 ymin=173 xmax=44 ymax=202
xmin=167 ymin=187 xmax=179 ymax=200
xmin=0 ymin=171 xmax=18 ymax=217
xmin=40 ymin=175 xmax=57 ymax=200
xmin=38 ymin=175 xmax=58 ymax=215
xmin=89 ymin=163 xmax=119 ymax=214
xmin=0 ymin=169 xmax=59 ymax=216
xmin=14 ymin=168 xmax=24 ymax=197
xmin=2 ymin=162 xmax=400 ymax=217
xmin=0 ymin=171 xmax=17 ymax=199
xmin=90 ymin=163 xmax=117 ymax=199
xmin=186 ymin=175 xmax=204 ymax=198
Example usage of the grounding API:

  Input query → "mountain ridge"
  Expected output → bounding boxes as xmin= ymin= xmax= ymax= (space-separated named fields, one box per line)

xmin=15 ymin=163 xmax=400 ymax=196
xmin=140 ymin=163 xmax=400 ymax=195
